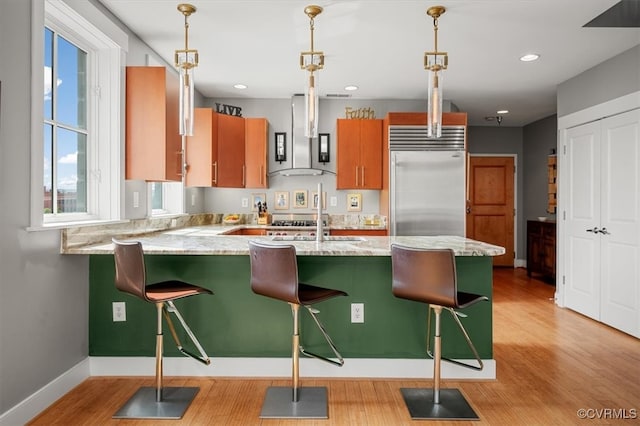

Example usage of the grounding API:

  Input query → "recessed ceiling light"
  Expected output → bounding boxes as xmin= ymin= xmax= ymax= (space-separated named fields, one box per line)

xmin=344 ymin=85 xmax=358 ymax=91
xmin=233 ymin=84 xmax=247 ymax=89
xmin=520 ymin=53 xmax=540 ymax=62
xmin=497 ymin=110 xmax=509 ymax=114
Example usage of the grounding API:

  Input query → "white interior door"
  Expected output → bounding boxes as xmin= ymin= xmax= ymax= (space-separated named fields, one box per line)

xmin=564 ymin=121 xmax=601 ymax=320
xmin=599 ymin=109 xmax=640 ymax=337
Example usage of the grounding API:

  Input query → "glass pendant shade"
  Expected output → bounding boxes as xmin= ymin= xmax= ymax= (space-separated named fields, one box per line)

xmin=305 ymin=73 xmax=319 ymax=138
xmin=176 ymin=52 xmax=196 ymax=136
xmin=427 ymin=69 xmax=443 ymax=138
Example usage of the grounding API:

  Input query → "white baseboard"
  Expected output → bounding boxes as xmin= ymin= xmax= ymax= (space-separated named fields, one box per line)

xmin=0 ymin=358 xmax=90 ymax=426
xmin=515 ymin=259 xmax=526 ymax=268
xmin=2 ymin=356 xmax=495 ymax=425
xmin=90 ymin=356 xmax=496 ymax=380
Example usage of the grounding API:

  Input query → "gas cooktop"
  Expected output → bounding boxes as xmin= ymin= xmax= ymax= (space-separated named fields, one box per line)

xmin=269 ymin=213 xmax=328 ymax=227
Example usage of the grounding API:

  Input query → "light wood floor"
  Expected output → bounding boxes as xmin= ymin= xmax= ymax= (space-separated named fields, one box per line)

xmin=28 ymin=268 xmax=640 ymax=425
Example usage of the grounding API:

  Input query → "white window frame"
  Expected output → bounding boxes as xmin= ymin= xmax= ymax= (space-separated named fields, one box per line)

xmin=30 ymin=0 xmax=127 ymax=228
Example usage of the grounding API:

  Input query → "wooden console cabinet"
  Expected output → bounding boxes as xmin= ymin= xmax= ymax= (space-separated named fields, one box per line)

xmin=527 ymin=220 xmax=556 ymax=283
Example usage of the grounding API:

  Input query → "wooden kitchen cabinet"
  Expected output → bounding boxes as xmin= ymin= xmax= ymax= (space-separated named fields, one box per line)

xmin=245 ymin=118 xmax=269 ymax=188
xmin=185 ymin=110 xmax=246 ymax=187
xmin=527 ymin=220 xmax=556 ymax=283
xmin=217 ymin=113 xmax=246 ymax=187
xmin=126 ymin=66 xmax=182 ymax=181
xmin=185 ymin=108 xmax=216 ymax=187
xmin=337 ymin=119 xmax=383 ymax=189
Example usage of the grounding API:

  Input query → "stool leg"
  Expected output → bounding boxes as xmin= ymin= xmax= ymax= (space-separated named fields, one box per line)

xmin=432 ymin=305 xmax=442 ymax=404
xmin=155 ymin=302 xmax=164 ymax=402
xmin=291 ymin=303 xmax=300 ymax=402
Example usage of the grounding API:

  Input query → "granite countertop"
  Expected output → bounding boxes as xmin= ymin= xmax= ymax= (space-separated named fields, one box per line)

xmin=62 ymin=224 xmax=505 ymax=257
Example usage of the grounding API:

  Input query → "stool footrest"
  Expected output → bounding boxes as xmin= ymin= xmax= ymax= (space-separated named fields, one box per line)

xmin=427 ymin=306 xmax=484 ymax=371
xmin=163 ymin=300 xmax=211 ymax=365
xmin=300 ymin=305 xmax=344 ymax=367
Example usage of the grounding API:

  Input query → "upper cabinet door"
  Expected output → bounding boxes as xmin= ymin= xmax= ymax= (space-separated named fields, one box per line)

xmin=216 ymin=113 xmax=246 ymax=188
xmin=337 ymin=118 xmax=383 ymax=189
xmin=125 ymin=66 xmax=182 ymax=181
xmin=185 ymin=108 xmax=216 ymax=187
xmin=245 ymin=118 xmax=269 ymax=188
xmin=359 ymin=119 xmax=383 ymax=189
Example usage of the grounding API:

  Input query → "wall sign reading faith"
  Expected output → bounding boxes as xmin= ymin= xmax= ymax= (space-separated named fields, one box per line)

xmin=215 ymin=102 xmax=243 ymax=117
xmin=345 ymin=107 xmax=375 ymax=119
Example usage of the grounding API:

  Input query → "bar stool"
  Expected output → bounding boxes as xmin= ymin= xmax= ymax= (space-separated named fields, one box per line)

xmin=248 ymin=240 xmax=347 ymax=419
xmin=391 ymin=244 xmax=488 ymax=420
xmin=111 ymin=239 xmax=213 ymax=419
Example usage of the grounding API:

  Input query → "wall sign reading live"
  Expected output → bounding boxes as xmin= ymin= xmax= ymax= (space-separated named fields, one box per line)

xmin=215 ymin=103 xmax=243 ymax=117
xmin=345 ymin=107 xmax=376 ymax=119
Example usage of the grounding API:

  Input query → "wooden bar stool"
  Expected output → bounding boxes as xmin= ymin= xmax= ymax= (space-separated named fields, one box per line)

xmin=111 ymin=239 xmax=213 ymax=419
xmin=248 ymin=240 xmax=347 ymax=419
xmin=391 ymin=244 xmax=488 ymax=420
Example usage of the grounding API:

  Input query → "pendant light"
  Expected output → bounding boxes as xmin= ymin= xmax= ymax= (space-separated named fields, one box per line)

xmin=424 ymin=6 xmax=448 ymax=138
xmin=300 ymin=5 xmax=324 ymax=138
xmin=174 ymin=3 xmax=199 ymax=136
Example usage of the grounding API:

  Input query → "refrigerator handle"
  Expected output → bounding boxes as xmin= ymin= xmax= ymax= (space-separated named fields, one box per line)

xmin=390 ymin=152 xmax=396 ymax=236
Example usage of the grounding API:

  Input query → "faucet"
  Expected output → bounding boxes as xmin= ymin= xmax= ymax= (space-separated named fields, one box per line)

xmin=316 ymin=182 xmax=324 ymax=243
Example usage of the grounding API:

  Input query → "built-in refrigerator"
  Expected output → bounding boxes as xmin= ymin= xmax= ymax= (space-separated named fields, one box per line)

xmin=389 ymin=125 xmax=466 ymax=236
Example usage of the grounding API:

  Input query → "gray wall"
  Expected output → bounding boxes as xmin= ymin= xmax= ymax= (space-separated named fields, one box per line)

xmin=523 ymin=115 xmax=558 ymax=223
xmin=0 ymin=0 xmax=89 ymax=416
xmin=0 ymin=0 xmax=187 ymax=420
xmin=557 ymin=44 xmax=640 ymax=118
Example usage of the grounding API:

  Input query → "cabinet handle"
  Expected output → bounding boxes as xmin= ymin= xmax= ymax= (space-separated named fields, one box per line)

xmin=242 ymin=165 xmax=246 ymax=187
xmin=176 ymin=151 xmax=183 ymax=177
xmin=599 ymin=227 xmax=610 ymax=235
xmin=586 ymin=227 xmax=599 ymax=233
xmin=260 ymin=165 xmax=263 ymax=185
xmin=355 ymin=166 xmax=359 ymax=187
xmin=361 ymin=166 xmax=365 ymax=187
xmin=212 ymin=161 xmax=218 ymax=185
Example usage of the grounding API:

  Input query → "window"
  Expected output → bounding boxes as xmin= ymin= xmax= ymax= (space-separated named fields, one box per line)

xmin=32 ymin=0 xmax=127 ymax=228
xmin=43 ymin=27 xmax=88 ymax=215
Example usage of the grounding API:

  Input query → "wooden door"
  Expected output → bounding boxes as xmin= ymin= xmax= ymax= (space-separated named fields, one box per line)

xmin=336 ymin=119 xmax=360 ymax=189
xmin=599 ymin=109 xmax=640 ymax=336
xmin=359 ymin=119 xmax=383 ymax=189
xmin=466 ymin=156 xmax=515 ymax=267
xmin=245 ymin=118 xmax=268 ymax=188
xmin=564 ymin=121 xmax=601 ymax=320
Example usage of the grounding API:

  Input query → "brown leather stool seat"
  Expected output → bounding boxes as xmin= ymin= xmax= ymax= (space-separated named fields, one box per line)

xmin=111 ymin=239 xmax=213 ymax=419
xmin=391 ymin=244 xmax=488 ymax=420
xmin=249 ymin=240 xmax=347 ymax=419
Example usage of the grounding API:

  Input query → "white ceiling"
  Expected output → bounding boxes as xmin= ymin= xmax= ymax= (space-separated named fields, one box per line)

xmin=99 ymin=0 xmax=640 ymax=126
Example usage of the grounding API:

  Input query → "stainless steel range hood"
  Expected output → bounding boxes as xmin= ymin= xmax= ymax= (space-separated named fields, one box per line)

xmin=278 ymin=94 xmax=325 ymax=176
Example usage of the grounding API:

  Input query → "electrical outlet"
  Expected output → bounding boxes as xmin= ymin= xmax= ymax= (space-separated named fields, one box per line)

xmin=242 ymin=197 xmax=249 ymax=207
xmin=351 ymin=303 xmax=364 ymax=323
xmin=112 ymin=302 xmax=126 ymax=322
xmin=132 ymin=191 xmax=140 ymax=208
xmin=330 ymin=196 xmax=337 ymax=207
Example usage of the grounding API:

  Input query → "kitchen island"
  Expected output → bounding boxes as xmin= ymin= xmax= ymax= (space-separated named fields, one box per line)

xmin=71 ymin=227 xmax=504 ymax=379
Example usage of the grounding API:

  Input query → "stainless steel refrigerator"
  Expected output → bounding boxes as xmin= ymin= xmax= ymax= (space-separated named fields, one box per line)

xmin=389 ymin=125 xmax=466 ymax=236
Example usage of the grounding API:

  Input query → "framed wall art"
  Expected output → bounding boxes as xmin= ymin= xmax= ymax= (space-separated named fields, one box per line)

xmin=293 ymin=190 xmax=308 ymax=208
xmin=347 ymin=193 xmax=362 ymax=212
xmin=274 ymin=191 xmax=289 ymax=210
xmin=312 ymin=191 xmax=326 ymax=210
xmin=251 ymin=193 xmax=266 ymax=212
